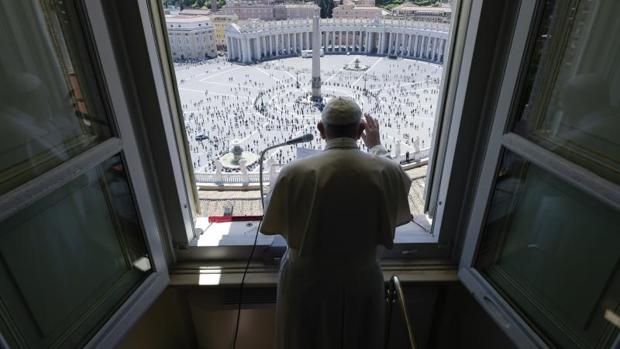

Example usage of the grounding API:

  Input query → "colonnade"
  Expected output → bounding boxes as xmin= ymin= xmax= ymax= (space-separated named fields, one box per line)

xmin=226 ymin=18 xmax=448 ymax=64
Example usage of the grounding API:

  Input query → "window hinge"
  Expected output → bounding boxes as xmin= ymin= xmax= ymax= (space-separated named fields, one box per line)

xmin=604 ymin=309 xmax=620 ymax=330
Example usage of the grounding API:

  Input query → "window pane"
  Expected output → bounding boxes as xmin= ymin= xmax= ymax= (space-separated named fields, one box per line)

xmin=512 ymin=0 xmax=620 ymax=183
xmin=0 ymin=155 xmax=150 ymax=348
xmin=476 ymin=151 xmax=620 ymax=348
xmin=0 ymin=0 xmax=111 ymax=194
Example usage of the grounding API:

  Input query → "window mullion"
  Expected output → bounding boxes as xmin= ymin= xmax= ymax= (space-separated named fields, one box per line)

xmin=0 ymin=137 xmax=123 ymax=221
xmin=501 ymin=132 xmax=620 ymax=210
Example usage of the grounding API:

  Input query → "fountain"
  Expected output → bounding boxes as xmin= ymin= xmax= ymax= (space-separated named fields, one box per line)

xmin=344 ymin=57 xmax=369 ymax=71
xmin=218 ymin=139 xmax=259 ymax=169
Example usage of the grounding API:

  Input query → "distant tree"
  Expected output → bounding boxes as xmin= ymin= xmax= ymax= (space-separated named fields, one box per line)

xmin=194 ymin=0 xmax=206 ymax=7
xmin=315 ymin=0 xmax=333 ymax=18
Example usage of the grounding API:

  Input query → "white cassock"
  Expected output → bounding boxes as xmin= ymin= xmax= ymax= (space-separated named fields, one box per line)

xmin=261 ymin=137 xmax=412 ymax=349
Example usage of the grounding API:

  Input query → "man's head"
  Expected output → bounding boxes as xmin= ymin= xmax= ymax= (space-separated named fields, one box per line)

xmin=317 ymin=97 xmax=364 ymax=140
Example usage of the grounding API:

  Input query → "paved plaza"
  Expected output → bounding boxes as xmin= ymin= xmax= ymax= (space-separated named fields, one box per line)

xmin=175 ymin=54 xmax=443 ymax=174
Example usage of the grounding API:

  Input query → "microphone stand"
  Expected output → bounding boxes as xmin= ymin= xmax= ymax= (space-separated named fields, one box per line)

xmin=232 ymin=138 xmax=310 ymax=349
xmin=258 ymin=143 xmax=280 ymax=211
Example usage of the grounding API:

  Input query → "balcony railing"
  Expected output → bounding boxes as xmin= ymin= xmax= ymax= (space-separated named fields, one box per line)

xmin=194 ymin=149 xmax=429 ymax=186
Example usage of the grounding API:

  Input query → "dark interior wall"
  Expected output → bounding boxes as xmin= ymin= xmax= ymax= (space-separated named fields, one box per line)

xmin=115 ymin=288 xmax=197 ymax=349
xmin=116 ymin=282 xmax=515 ymax=349
xmin=429 ymin=283 xmax=517 ymax=349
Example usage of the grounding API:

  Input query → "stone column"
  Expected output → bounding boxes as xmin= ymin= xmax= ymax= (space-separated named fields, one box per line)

xmin=327 ymin=31 xmax=330 ymax=52
xmin=288 ymin=33 xmax=291 ymax=54
xmin=427 ymin=37 xmax=432 ymax=60
xmin=234 ymin=38 xmax=239 ymax=60
xmin=230 ymin=38 xmax=235 ymax=60
xmin=395 ymin=33 xmax=400 ymax=55
xmin=227 ymin=37 xmax=232 ymax=60
xmin=359 ymin=31 xmax=363 ymax=52
xmin=428 ymin=37 xmax=432 ymax=59
xmin=404 ymin=34 xmax=409 ymax=56
xmin=214 ymin=160 xmax=223 ymax=185
xmin=271 ymin=35 xmax=274 ymax=56
xmin=253 ymin=38 xmax=258 ymax=61
xmin=244 ymin=38 xmax=251 ymax=63
xmin=345 ymin=31 xmax=349 ymax=52
xmin=440 ymin=38 xmax=446 ymax=62
xmin=262 ymin=36 xmax=266 ymax=57
xmin=362 ymin=31 xmax=366 ymax=52
xmin=429 ymin=37 xmax=434 ymax=61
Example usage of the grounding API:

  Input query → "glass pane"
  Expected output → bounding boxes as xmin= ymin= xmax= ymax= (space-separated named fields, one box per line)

xmin=476 ymin=151 xmax=620 ymax=348
xmin=0 ymin=0 xmax=111 ymax=194
xmin=0 ymin=155 xmax=151 ymax=348
xmin=513 ymin=0 xmax=620 ymax=183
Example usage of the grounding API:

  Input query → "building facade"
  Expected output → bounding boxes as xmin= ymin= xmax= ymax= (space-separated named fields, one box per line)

xmin=225 ymin=18 xmax=449 ymax=64
xmin=210 ymin=14 xmax=238 ymax=50
xmin=179 ymin=8 xmax=212 ymax=16
xmin=390 ymin=4 xmax=452 ymax=23
xmin=332 ymin=4 xmax=383 ymax=19
xmin=221 ymin=3 xmax=319 ymax=20
xmin=166 ymin=15 xmax=217 ymax=61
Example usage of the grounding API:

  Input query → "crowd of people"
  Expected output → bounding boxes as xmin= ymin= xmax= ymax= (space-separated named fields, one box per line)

xmin=175 ymin=56 xmax=443 ymax=174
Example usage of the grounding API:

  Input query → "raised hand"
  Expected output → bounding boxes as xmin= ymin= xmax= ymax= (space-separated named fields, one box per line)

xmin=361 ymin=114 xmax=381 ymax=149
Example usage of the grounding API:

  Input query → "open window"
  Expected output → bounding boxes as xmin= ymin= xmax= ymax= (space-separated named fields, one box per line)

xmin=0 ymin=0 xmax=168 ymax=347
xmin=145 ymin=0 xmax=477 ymax=261
xmin=458 ymin=0 xmax=620 ymax=347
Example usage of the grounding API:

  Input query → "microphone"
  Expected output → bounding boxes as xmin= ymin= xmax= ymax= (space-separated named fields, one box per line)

xmin=285 ymin=133 xmax=314 ymax=145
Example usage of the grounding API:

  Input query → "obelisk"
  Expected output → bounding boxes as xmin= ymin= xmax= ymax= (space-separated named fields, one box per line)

xmin=311 ymin=15 xmax=322 ymax=102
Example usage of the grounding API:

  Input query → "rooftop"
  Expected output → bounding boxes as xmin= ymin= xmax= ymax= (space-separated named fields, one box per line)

xmin=394 ymin=3 xmax=452 ymax=12
xmin=179 ymin=8 xmax=213 ymax=16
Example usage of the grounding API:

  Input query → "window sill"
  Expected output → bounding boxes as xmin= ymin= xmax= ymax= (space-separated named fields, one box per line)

xmin=192 ymin=218 xmax=437 ymax=247
xmin=169 ymin=260 xmax=458 ymax=287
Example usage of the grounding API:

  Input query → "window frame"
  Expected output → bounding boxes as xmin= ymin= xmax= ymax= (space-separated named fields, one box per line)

xmin=458 ymin=0 xmax=620 ymax=347
xmin=70 ymin=0 xmax=169 ymax=347
xmin=0 ymin=0 xmax=170 ymax=346
xmin=142 ymin=0 xmax=490 ymax=264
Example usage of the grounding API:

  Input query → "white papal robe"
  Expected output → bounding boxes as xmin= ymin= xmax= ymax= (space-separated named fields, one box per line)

xmin=261 ymin=137 xmax=412 ymax=349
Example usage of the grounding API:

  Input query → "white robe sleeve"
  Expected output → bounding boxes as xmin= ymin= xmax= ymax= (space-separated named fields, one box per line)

xmin=368 ymin=144 xmax=389 ymax=157
xmin=395 ymin=167 xmax=413 ymax=226
xmin=260 ymin=169 xmax=289 ymax=237
xmin=377 ymin=165 xmax=412 ymax=248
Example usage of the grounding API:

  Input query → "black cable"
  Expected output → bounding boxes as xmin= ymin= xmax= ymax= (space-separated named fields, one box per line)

xmin=411 ymin=216 xmax=430 ymax=233
xmin=231 ymin=136 xmax=312 ymax=348
xmin=231 ymin=147 xmax=271 ymax=349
